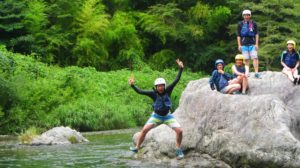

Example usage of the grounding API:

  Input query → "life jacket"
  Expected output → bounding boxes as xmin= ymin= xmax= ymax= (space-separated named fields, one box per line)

xmin=240 ymin=21 xmax=255 ymax=37
xmin=152 ymin=93 xmax=172 ymax=112
xmin=233 ymin=65 xmax=246 ymax=78
xmin=282 ymin=51 xmax=299 ymax=68
xmin=235 ymin=65 xmax=246 ymax=73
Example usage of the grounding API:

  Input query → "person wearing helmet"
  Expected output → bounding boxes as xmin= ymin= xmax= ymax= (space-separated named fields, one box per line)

xmin=128 ymin=59 xmax=184 ymax=159
xmin=209 ymin=59 xmax=241 ymax=94
xmin=237 ymin=9 xmax=261 ymax=78
xmin=281 ymin=40 xmax=300 ymax=85
xmin=231 ymin=54 xmax=249 ymax=94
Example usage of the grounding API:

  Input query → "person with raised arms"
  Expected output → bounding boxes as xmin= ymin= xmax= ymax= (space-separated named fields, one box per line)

xmin=128 ymin=59 xmax=184 ymax=160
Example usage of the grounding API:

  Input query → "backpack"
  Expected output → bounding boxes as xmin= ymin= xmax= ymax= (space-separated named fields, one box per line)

xmin=240 ymin=21 xmax=255 ymax=37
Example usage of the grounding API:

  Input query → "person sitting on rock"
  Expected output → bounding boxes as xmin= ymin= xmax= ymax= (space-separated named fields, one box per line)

xmin=231 ymin=54 xmax=249 ymax=95
xmin=209 ymin=59 xmax=241 ymax=94
xmin=281 ymin=40 xmax=300 ymax=85
xmin=128 ymin=59 xmax=184 ymax=160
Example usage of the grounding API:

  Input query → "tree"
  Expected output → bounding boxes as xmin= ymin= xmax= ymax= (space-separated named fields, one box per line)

xmin=0 ymin=0 xmax=28 ymax=52
xmin=106 ymin=11 xmax=145 ymax=70
xmin=72 ymin=0 xmax=110 ymax=69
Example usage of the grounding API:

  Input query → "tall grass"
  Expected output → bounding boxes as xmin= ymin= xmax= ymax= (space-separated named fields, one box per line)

xmin=0 ymin=46 xmax=205 ymax=134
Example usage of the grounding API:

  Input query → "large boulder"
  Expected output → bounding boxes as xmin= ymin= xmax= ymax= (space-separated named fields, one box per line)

xmin=133 ymin=71 xmax=300 ymax=167
xmin=29 ymin=126 xmax=88 ymax=145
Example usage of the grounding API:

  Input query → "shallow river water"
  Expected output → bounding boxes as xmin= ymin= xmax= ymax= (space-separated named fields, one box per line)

xmin=0 ymin=130 xmax=160 ymax=168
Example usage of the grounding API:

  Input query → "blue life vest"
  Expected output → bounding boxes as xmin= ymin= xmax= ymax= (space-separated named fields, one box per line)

xmin=233 ymin=65 xmax=246 ymax=78
xmin=282 ymin=51 xmax=299 ymax=68
xmin=153 ymin=94 xmax=172 ymax=112
xmin=240 ymin=21 xmax=255 ymax=37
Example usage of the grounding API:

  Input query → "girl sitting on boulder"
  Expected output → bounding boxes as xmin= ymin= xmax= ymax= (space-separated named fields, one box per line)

xmin=231 ymin=54 xmax=249 ymax=95
xmin=209 ymin=59 xmax=241 ymax=94
xmin=281 ymin=40 xmax=300 ymax=85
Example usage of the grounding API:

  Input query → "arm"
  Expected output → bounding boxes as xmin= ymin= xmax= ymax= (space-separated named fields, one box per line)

xmin=223 ymin=72 xmax=233 ymax=80
xmin=237 ymin=22 xmax=242 ymax=51
xmin=254 ymin=22 xmax=259 ymax=49
xmin=281 ymin=61 xmax=290 ymax=70
xmin=209 ymin=71 xmax=216 ymax=90
xmin=255 ymin=34 xmax=259 ymax=49
xmin=165 ymin=59 xmax=184 ymax=92
xmin=232 ymin=65 xmax=245 ymax=76
xmin=280 ymin=52 xmax=290 ymax=69
xmin=293 ymin=61 xmax=299 ymax=70
xmin=292 ymin=54 xmax=300 ymax=72
xmin=128 ymin=77 xmax=156 ymax=99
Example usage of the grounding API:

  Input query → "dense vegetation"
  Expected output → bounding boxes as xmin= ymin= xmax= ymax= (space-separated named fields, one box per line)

xmin=0 ymin=46 xmax=202 ymax=134
xmin=1 ymin=0 xmax=300 ymax=134
xmin=1 ymin=0 xmax=299 ymax=72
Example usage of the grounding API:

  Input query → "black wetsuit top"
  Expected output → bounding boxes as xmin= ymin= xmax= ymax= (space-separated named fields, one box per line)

xmin=131 ymin=68 xmax=183 ymax=116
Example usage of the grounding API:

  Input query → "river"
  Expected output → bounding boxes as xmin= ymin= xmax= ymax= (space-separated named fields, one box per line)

xmin=0 ymin=129 xmax=162 ymax=168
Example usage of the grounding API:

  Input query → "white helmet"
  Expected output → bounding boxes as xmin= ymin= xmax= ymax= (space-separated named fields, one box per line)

xmin=242 ymin=10 xmax=251 ymax=16
xmin=154 ymin=78 xmax=166 ymax=86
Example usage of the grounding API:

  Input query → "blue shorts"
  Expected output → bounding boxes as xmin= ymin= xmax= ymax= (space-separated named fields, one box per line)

xmin=145 ymin=112 xmax=181 ymax=128
xmin=241 ymin=45 xmax=258 ymax=60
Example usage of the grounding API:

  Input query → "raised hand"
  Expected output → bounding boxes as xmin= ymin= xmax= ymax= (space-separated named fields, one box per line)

xmin=128 ymin=76 xmax=135 ymax=86
xmin=176 ymin=59 xmax=184 ymax=68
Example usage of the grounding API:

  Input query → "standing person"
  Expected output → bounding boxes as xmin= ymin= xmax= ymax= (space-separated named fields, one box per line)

xmin=281 ymin=40 xmax=300 ymax=85
xmin=231 ymin=54 xmax=249 ymax=95
xmin=237 ymin=9 xmax=261 ymax=78
xmin=209 ymin=59 xmax=241 ymax=94
xmin=128 ymin=59 xmax=184 ymax=160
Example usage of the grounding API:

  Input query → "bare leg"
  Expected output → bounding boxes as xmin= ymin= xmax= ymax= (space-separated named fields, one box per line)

xmin=242 ymin=77 xmax=248 ymax=94
xmin=292 ymin=69 xmax=299 ymax=79
xmin=282 ymin=68 xmax=295 ymax=82
xmin=226 ymin=84 xmax=241 ymax=94
xmin=253 ymin=58 xmax=259 ymax=73
xmin=136 ymin=124 xmax=155 ymax=149
xmin=229 ymin=77 xmax=242 ymax=85
xmin=173 ymin=127 xmax=183 ymax=148
xmin=245 ymin=59 xmax=250 ymax=68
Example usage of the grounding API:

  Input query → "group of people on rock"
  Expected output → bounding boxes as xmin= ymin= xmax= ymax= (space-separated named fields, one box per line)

xmin=127 ymin=9 xmax=300 ymax=160
xmin=210 ymin=9 xmax=300 ymax=95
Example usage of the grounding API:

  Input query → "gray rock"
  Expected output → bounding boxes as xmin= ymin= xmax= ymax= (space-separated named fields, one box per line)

xmin=133 ymin=71 xmax=300 ymax=167
xmin=30 ymin=126 xmax=88 ymax=145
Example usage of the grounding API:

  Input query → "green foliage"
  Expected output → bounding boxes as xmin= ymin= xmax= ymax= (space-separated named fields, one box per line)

xmin=68 ymin=136 xmax=78 ymax=144
xmin=73 ymin=0 xmax=110 ymax=68
xmin=149 ymin=49 xmax=176 ymax=71
xmin=23 ymin=0 xmax=48 ymax=34
xmin=207 ymin=6 xmax=231 ymax=35
xmin=0 ymin=47 xmax=202 ymax=134
xmin=138 ymin=3 xmax=183 ymax=44
xmin=18 ymin=126 xmax=39 ymax=144
xmin=0 ymin=0 xmax=300 ymax=72
xmin=106 ymin=11 xmax=145 ymax=70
